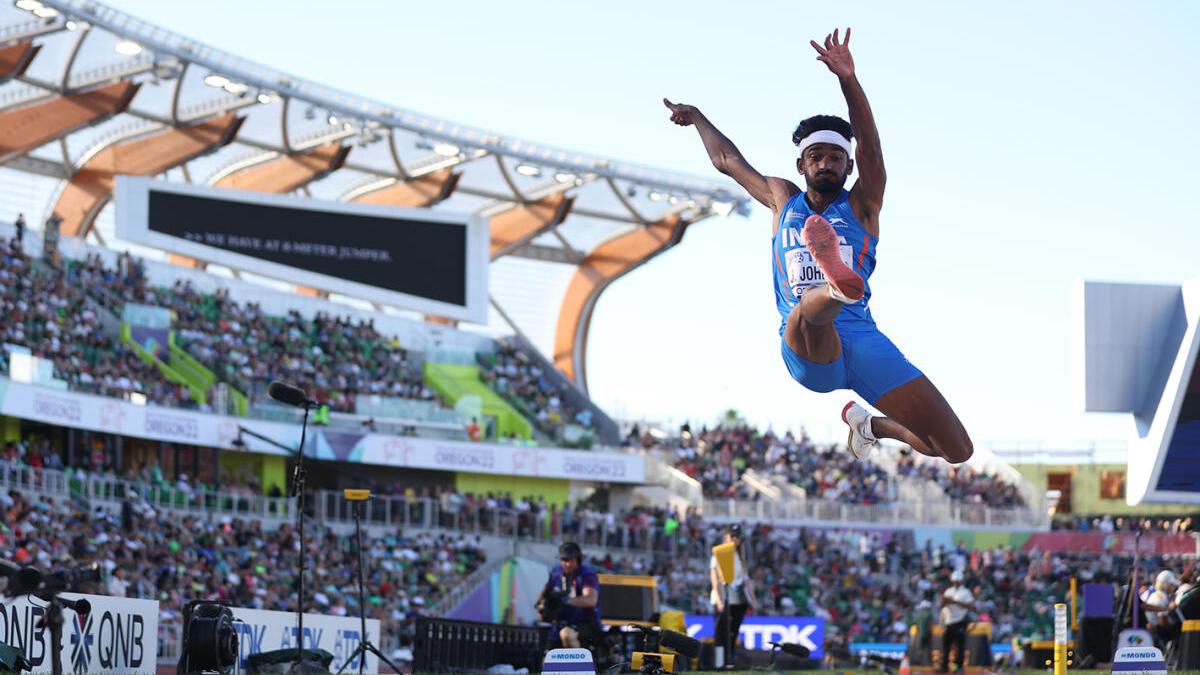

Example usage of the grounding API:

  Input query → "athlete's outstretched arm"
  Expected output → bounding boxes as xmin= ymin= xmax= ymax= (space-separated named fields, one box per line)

xmin=663 ymin=98 xmax=784 ymax=212
xmin=811 ymin=28 xmax=885 ymax=224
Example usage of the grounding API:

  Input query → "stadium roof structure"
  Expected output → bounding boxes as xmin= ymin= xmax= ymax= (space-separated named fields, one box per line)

xmin=0 ymin=0 xmax=751 ymax=392
xmin=1076 ymin=278 xmax=1200 ymax=505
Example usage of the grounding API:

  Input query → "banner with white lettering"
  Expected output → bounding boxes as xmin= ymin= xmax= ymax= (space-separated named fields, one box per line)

xmin=685 ymin=615 xmax=824 ymax=657
xmin=0 ymin=593 xmax=157 ymax=675
xmin=0 ymin=377 xmax=645 ymax=483
xmin=227 ymin=608 xmax=381 ymax=674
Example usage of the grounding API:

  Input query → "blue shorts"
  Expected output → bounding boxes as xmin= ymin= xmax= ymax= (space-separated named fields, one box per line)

xmin=780 ymin=325 xmax=923 ymax=405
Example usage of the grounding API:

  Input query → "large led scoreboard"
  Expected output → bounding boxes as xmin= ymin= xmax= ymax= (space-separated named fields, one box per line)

xmin=1077 ymin=279 xmax=1200 ymax=503
xmin=116 ymin=177 xmax=489 ymax=323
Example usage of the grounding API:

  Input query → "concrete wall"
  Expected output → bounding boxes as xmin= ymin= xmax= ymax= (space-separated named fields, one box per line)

xmin=1011 ymin=462 xmax=1197 ymax=516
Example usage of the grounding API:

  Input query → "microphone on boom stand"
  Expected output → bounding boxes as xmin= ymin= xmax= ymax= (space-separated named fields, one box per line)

xmin=268 ymin=381 xmax=319 ymax=409
xmin=267 ymin=381 xmax=322 ymax=673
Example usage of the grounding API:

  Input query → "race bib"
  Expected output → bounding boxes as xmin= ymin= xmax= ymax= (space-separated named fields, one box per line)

xmin=785 ymin=242 xmax=854 ymax=297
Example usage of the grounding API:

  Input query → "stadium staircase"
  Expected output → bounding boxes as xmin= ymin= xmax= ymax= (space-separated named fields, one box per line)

xmin=166 ymin=337 xmax=249 ymax=415
xmin=422 ymin=361 xmax=535 ymax=441
xmin=119 ymin=322 xmax=210 ymax=407
xmin=502 ymin=335 xmax=621 ymax=446
xmin=50 ymin=255 xmax=250 ymax=414
xmin=425 ymin=553 xmax=511 ymax=617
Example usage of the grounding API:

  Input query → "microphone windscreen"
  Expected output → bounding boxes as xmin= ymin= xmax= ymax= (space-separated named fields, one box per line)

xmin=777 ymin=642 xmax=812 ymax=658
xmin=0 ymin=560 xmax=20 ymax=578
xmin=659 ymin=629 xmax=701 ymax=659
xmin=15 ymin=567 xmax=40 ymax=594
xmin=65 ymin=597 xmax=91 ymax=617
xmin=267 ymin=381 xmax=309 ymax=407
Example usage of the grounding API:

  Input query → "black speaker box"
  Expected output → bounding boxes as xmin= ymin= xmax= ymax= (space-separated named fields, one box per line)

xmin=1078 ymin=616 xmax=1114 ymax=665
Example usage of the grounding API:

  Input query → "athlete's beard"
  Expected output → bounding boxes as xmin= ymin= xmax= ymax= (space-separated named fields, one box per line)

xmin=807 ymin=171 xmax=847 ymax=195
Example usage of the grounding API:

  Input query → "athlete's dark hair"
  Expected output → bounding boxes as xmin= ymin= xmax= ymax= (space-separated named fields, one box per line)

xmin=792 ymin=115 xmax=853 ymax=147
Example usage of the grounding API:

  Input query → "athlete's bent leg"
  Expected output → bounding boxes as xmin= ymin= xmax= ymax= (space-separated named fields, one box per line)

xmin=871 ymin=376 xmax=974 ymax=463
xmin=784 ymin=284 xmax=847 ymax=364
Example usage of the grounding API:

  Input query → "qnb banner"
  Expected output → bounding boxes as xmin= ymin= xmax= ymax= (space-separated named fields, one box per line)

xmin=228 ymin=607 xmax=382 ymax=674
xmin=0 ymin=593 xmax=158 ymax=675
xmin=0 ymin=377 xmax=646 ymax=483
xmin=685 ymin=615 xmax=824 ymax=658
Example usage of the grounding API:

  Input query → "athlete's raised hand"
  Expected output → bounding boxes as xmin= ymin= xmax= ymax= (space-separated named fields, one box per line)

xmin=663 ymin=98 xmax=702 ymax=127
xmin=810 ymin=27 xmax=855 ymax=79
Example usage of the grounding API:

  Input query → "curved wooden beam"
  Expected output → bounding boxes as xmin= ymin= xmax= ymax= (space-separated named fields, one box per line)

xmin=0 ymin=41 xmax=38 ymax=84
xmin=0 ymin=81 xmax=139 ymax=165
xmin=553 ymin=214 xmax=689 ymax=390
xmin=349 ymin=167 xmax=459 ymax=208
xmin=54 ymin=112 xmax=243 ymax=237
xmin=213 ymin=141 xmax=349 ymax=193
xmin=489 ymin=194 xmax=574 ymax=259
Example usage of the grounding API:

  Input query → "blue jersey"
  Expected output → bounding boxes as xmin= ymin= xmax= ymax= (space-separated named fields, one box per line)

xmin=545 ymin=563 xmax=601 ymax=629
xmin=772 ymin=189 xmax=878 ymax=334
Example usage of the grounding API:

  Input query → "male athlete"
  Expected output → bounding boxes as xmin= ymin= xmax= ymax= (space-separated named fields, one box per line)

xmin=664 ymin=27 xmax=972 ymax=463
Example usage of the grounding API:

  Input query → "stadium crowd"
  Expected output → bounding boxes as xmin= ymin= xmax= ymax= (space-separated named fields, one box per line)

xmin=69 ymin=252 xmax=437 ymax=414
xmin=2 ymin=435 xmax=1198 ymax=658
xmin=896 ymin=452 xmax=1026 ymax=509
xmin=642 ymin=425 xmax=890 ymax=502
xmin=478 ymin=342 xmax=593 ymax=441
xmin=1052 ymin=513 xmax=1197 ymax=534
xmin=637 ymin=423 xmax=1025 ymax=508
xmin=0 ymin=237 xmax=197 ymax=407
xmin=0 ymin=487 xmax=487 ymax=653
xmin=593 ymin=521 xmax=1194 ymax=649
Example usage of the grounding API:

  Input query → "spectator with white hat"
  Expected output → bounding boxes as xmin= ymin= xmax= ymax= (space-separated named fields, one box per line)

xmin=939 ymin=569 xmax=974 ymax=673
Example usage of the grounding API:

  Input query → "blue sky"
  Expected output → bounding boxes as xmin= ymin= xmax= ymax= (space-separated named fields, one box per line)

xmin=107 ymin=1 xmax=1200 ymax=449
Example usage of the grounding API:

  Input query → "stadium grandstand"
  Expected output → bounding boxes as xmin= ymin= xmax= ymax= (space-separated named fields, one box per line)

xmin=0 ymin=2 xmax=1194 ymax=675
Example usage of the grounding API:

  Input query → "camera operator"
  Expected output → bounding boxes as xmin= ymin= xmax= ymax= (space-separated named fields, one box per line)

xmin=538 ymin=542 xmax=602 ymax=650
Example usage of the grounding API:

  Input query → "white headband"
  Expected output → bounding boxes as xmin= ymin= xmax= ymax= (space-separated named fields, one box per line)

xmin=796 ymin=130 xmax=852 ymax=158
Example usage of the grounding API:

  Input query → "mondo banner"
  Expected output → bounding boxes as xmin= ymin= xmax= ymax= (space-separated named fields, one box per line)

xmin=0 ymin=593 xmax=157 ymax=675
xmin=685 ymin=615 xmax=824 ymax=658
xmin=227 ymin=607 xmax=382 ymax=674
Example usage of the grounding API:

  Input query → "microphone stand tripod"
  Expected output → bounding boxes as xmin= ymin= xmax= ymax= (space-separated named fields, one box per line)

xmin=38 ymin=591 xmax=86 ymax=675
xmin=334 ymin=492 xmax=403 ymax=675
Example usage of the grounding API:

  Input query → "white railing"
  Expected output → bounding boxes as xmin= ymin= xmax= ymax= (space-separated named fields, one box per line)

xmin=0 ymin=462 xmax=70 ymax=497
xmin=158 ymin=621 xmax=180 ymax=664
xmin=701 ymin=495 xmax=1048 ymax=530
xmin=77 ymin=475 xmax=292 ymax=520
xmin=14 ymin=465 xmax=295 ymax=522
xmin=316 ymin=492 xmax=716 ymax=559
xmin=248 ymin=403 xmax=467 ymax=441
xmin=645 ymin=457 xmax=704 ymax=505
